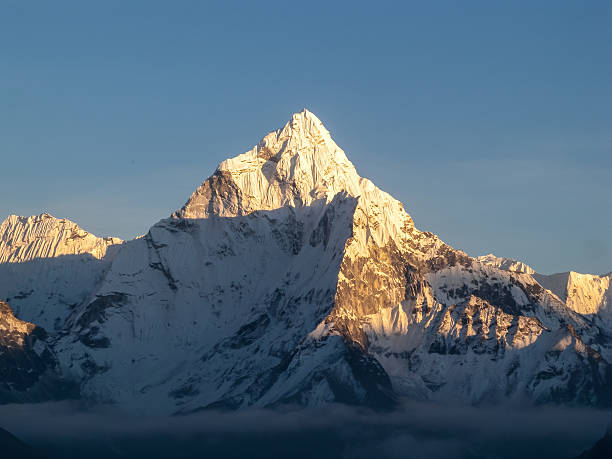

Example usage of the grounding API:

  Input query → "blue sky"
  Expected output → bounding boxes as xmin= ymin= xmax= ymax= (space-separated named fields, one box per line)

xmin=1 ymin=1 xmax=610 ymax=275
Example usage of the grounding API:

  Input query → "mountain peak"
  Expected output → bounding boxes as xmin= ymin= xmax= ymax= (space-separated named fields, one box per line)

xmin=283 ymin=108 xmax=328 ymax=139
xmin=217 ymin=109 xmax=352 ymax=174
xmin=177 ymin=110 xmax=367 ymax=219
xmin=175 ymin=110 xmax=414 ymax=249
xmin=0 ymin=213 xmax=121 ymax=263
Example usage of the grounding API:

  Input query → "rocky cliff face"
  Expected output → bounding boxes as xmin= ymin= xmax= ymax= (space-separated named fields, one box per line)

xmin=1 ymin=110 xmax=611 ymax=413
xmin=0 ymin=300 xmax=71 ymax=402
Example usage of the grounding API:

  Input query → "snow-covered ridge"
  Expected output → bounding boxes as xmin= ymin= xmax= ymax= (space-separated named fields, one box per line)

xmin=0 ymin=213 xmax=122 ymax=331
xmin=476 ymin=253 xmax=535 ymax=274
xmin=477 ymin=254 xmax=611 ymax=318
xmin=0 ymin=213 xmax=122 ymax=263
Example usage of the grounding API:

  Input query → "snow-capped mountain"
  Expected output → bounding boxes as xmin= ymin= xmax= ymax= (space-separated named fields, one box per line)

xmin=477 ymin=255 xmax=612 ymax=323
xmin=534 ymin=271 xmax=611 ymax=317
xmin=0 ymin=213 xmax=122 ymax=332
xmin=1 ymin=110 xmax=611 ymax=412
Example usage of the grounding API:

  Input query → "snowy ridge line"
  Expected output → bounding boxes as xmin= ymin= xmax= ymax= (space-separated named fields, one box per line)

xmin=477 ymin=254 xmax=612 ymax=319
xmin=0 ymin=213 xmax=121 ymax=263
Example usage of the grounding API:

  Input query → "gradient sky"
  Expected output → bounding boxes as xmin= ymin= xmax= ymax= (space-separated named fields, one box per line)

xmin=1 ymin=1 xmax=611 ymax=275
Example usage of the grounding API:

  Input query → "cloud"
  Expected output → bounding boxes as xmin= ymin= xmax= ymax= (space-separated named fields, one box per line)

xmin=0 ymin=400 xmax=609 ymax=459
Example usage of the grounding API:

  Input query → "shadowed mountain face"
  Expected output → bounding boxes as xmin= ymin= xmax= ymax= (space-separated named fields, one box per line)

xmin=0 ymin=110 xmax=611 ymax=413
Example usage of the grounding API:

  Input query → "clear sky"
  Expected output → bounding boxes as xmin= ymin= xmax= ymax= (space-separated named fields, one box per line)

xmin=1 ymin=1 xmax=610 ymax=275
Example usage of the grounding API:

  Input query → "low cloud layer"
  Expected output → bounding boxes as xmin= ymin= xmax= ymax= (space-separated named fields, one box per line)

xmin=0 ymin=400 xmax=610 ymax=458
